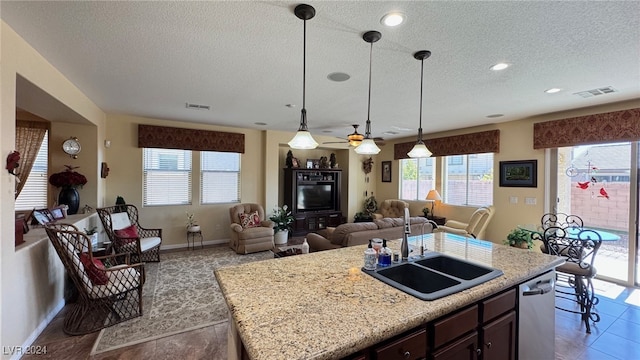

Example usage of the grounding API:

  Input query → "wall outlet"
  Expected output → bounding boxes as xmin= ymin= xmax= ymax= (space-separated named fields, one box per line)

xmin=525 ymin=197 xmax=537 ymax=205
xmin=509 ymin=196 xmax=518 ymax=204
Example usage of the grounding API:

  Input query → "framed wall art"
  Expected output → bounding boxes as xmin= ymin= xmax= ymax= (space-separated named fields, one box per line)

xmin=381 ymin=161 xmax=392 ymax=182
xmin=499 ymin=160 xmax=537 ymax=187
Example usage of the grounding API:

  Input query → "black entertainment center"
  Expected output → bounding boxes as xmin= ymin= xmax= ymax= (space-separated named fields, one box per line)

xmin=283 ymin=168 xmax=344 ymax=236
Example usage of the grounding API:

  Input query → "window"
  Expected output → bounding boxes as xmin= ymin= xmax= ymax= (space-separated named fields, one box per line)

xmin=143 ymin=148 xmax=191 ymax=206
xmin=201 ymin=151 xmax=240 ymax=204
xmin=399 ymin=157 xmax=434 ymax=200
xmin=15 ymin=131 xmax=48 ymax=210
xmin=443 ymin=153 xmax=493 ymax=206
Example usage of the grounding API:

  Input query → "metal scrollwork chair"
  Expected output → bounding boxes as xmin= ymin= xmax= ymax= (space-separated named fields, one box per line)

xmin=541 ymin=212 xmax=583 ymax=230
xmin=97 ymin=204 xmax=162 ymax=263
xmin=543 ymin=226 xmax=601 ymax=333
xmin=45 ymin=223 xmax=144 ymax=335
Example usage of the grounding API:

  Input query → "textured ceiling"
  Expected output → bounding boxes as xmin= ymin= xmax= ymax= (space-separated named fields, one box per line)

xmin=2 ymin=1 xmax=639 ymax=142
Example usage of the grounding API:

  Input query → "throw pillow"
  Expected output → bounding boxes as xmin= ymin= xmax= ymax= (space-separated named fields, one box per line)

xmin=239 ymin=211 xmax=261 ymax=229
xmin=79 ymin=253 xmax=108 ymax=285
xmin=114 ymin=224 xmax=138 ymax=244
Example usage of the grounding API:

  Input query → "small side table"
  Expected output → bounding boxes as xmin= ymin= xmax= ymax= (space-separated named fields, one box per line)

xmin=187 ymin=230 xmax=203 ymax=250
xmin=426 ymin=215 xmax=446 ymax=226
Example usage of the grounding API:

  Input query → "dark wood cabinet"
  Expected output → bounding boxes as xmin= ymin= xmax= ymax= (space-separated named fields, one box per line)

xmin=481 ymin=311 xmax=516 ymax=360
xmin=374 ymin=328 xmax=428 ymax=360
xmin=426 ymin=215 xmax=446 ymax=226
xmin=284 ymin=168 xmax=343 ymax=235
xmin=432 ymin=332 xmax=479 ymax=360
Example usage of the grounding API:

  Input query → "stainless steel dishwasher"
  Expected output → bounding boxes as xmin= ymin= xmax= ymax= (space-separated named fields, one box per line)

xmin=518 ymin=269 xmax=556 ymax=360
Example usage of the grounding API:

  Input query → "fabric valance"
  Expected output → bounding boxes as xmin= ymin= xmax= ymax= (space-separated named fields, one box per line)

xmin=394 ymin=130 xmax=500 ymax=160
xmin=533 ymin=108 xmax=640 ymax=149
xmin=137 ymin=124 xmax=245 ymax=153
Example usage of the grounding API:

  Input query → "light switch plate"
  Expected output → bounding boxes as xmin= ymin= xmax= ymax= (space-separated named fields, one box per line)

xmin=510 ymin=196 xmax=518 ymax=204
xmin=525 ymin=197 xmax=537 ymax=205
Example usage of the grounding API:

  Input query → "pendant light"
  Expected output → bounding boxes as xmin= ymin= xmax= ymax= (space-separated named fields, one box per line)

xmin=355 ymin=31 xmax=382 ymax=155
xmin=288 ymin=4 xmax=319 ymax=149
xmin=407 ymin=50 xmax=433 ymax=158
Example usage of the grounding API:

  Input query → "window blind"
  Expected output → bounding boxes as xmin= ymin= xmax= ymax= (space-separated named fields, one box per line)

xmin=143 ymin=148 xmax=192 ymax=206
xmin=201 ymin=151 xmax=240 ymax=204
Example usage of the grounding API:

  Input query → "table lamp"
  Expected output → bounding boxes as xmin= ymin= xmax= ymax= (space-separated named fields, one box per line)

xmin=426 ymin=189 xmax=442 ymax=217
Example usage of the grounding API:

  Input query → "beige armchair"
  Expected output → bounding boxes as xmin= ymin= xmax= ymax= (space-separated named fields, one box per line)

xmin=373 ymin=199 xmax=409 ymax=219
xmin=229 ymin=203 xmax=274 ymax=254
xmin=435 ymin=205 xmax=495 ymax=239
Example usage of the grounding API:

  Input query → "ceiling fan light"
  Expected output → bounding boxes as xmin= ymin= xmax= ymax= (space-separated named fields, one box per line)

xmin=355 ymin=138 xmax=381 ymax=155
xmin=348 ymin=133 xmax=364 ymax=146
xmin=288 ymin=129 xmax=319 ymax=149
xmin=407 ymin=141 xmax=432 ymax=158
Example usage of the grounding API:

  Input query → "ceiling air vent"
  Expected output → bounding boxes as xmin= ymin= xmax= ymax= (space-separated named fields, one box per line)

xmin=185 ymin=102 xmax=211 ymax=110
xmin=574 ymin=86 xmax=617 ymax=98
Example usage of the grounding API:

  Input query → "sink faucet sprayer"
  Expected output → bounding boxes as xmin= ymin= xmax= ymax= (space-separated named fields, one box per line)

xmin=401 ymin=208 xmax=410 ymax=261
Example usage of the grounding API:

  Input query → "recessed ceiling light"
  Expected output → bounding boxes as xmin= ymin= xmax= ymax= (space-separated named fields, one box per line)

xmin=545 ymin=88 xmax=562 ymax=94
xmin=381 ymin=12 xmax=405 ymax=27
xmin=490 ymin=63 xmax=510 ymax=71
xmin=327 ymin=72 xmax=350 ymax=82
xmin=254 ymin=122 xmax=267 ymax=126
xmin=486 ymin=114 xmax=504 ymax=118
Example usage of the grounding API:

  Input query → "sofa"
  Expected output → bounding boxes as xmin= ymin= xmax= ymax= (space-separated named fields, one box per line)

xmin=306 ymin=216 xmax=434 ymax=252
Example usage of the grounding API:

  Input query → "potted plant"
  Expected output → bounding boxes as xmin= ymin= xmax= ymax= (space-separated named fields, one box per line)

xmin=186 ymin=212 xmax=200 ymax=232
xmin=84 ymin=226 xmax=99 ymax=249
xmin=270 ymin=205 xmax=294 ymax=245
xmin=504 ymin=228 xmax=534 ymax=249
xmin=422 ymin=207 xmax=430 ymax=217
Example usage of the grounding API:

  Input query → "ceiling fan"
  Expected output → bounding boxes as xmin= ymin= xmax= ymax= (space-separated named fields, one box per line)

xmin=323 ymin=124 xmax=385 ymax=147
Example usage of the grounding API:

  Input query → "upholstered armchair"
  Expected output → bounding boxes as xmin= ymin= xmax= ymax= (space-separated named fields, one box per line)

xmin=373 ymin=199 xmax=409 ymax=219
xmin=229 ymin=203 xmax=274 ymax=254
xmin=435 ymin=205 xmax=495 ymax=239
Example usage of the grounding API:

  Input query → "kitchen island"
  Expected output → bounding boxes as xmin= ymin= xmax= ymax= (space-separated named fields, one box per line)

xmin=215 ymin=232 xmax=564 ymax=360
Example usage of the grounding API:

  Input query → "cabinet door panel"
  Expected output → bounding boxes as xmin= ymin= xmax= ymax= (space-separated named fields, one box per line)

xmin=433 ymin=305 xmax=478 ymax=348
xmin=482 ymin=289 xmax=516 ymax=323
xmin=482 ymin=311 xmax=516 ymax=360
xmin=432 ymin=331 xmax=478 ymax=360
xmin=374 ymin=328 xmax=427 ymax=360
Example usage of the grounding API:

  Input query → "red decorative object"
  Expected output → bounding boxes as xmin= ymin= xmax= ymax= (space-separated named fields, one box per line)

xmin=49 ymin=165 xmax=87 ymax=188
xmin=6 ymin=150 xmax=20 ymax=176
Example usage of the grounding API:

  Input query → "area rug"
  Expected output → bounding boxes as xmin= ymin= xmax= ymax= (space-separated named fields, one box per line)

xmin=91 ymin=246 xmax=272 ymax=355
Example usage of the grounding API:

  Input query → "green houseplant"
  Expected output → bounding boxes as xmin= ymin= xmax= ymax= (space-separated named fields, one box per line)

xmin=270 ymin=205 xmax=294 ymax=233
xmin=504 ymin=228 xmax=534 ymax=249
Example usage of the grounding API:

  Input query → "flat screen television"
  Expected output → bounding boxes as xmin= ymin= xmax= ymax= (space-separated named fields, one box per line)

xmin=297 ymin=184 xmax=334 ymax=211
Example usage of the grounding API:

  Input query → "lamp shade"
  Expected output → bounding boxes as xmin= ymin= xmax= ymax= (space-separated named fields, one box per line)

xmin=426 ymin=189 xmax=442 ymax=202
xmin=354 ymin=138 xmax=381 ymax=155
xmin=288 ymin=129 xmax=318 ymax=149
xmin=407 ymin=141 xmax=432 ymax=158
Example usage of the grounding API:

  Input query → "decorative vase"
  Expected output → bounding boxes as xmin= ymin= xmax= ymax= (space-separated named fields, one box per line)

xmin=274 ymin=229 xmax=289 ymax=245
xmin=58 ymin=187 xmax=80 ymax=215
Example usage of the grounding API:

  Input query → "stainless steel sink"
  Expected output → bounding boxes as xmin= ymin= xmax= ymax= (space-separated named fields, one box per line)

xmin=362 ymin=253 xmax=503 ymax=300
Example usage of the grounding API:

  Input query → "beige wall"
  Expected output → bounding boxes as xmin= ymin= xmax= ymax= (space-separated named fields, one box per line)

xmin=1 ymin=21 xmax=106 ymax=358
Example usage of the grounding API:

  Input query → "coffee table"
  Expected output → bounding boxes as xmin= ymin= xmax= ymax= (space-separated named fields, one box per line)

xmin=271 ymin=245 xmax=304 ymax=258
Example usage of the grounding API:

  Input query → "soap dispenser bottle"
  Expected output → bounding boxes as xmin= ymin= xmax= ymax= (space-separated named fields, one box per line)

xmin=301 ymin=238 xmax=309 ymax=254
xmin=378 ymin=239 xmax=392 ymax=267
xmin=364 ymin=240 xmax=377 ymax=270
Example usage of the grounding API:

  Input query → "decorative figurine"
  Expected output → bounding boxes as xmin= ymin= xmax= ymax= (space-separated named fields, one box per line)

xmin=329 ymin=153 xmax=337 ymax=168
xmin=286 ymin=150 xmax=294 ymax=168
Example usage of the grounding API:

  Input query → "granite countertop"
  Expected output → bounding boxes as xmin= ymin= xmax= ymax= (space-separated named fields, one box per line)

xmin=215 ymin=232 xmax=564 ymax=360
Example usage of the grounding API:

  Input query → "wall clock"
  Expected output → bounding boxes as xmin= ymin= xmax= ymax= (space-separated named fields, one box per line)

xmin=62 ymin=137 xmax=81 ymax=158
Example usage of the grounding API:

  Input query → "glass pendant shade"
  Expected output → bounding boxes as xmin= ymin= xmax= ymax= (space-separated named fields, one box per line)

xmin=407 ymin=141 xmax=432 ymax=158
xmin=289 ymin=4 xmax=318 ymax=150
xmin=355 ymin=138 xmax=380 ymax=155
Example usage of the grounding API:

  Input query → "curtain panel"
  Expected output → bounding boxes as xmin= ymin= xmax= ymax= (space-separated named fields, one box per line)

xmin=138 ymin=124 xmax=245 ymax=153
xmin=15 ymin=117 xmax=49 ymax=197
xmin=394 ymin=130 xmax=500 ymax=160
xmin=533 ymin=108 xmax=640 ymax=149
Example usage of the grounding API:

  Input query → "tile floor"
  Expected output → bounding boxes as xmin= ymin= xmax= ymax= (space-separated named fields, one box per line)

xmin=20 ymin=249 xmax=640 ymax=360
